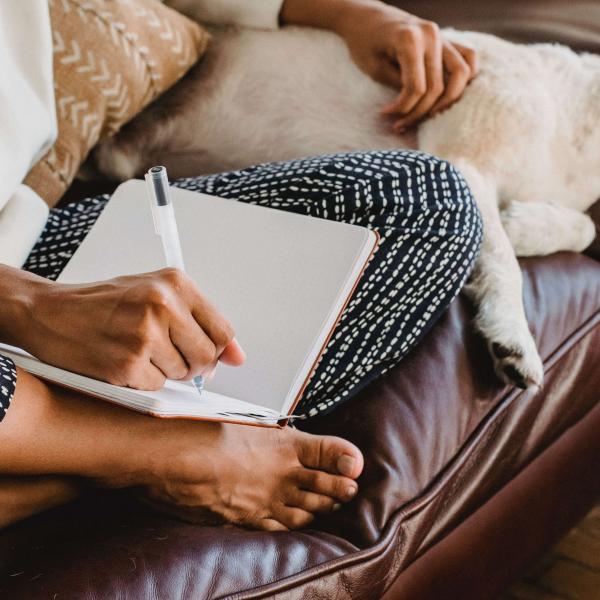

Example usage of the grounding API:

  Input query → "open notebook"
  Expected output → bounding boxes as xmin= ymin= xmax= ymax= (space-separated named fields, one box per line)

xmin=2 ymin=180 xmax=377 ymax=426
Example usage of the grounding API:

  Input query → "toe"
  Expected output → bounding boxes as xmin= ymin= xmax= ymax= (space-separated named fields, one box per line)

xmin=296 ymin=468 xmax=358 ymax=503
xmin=284 ymin=489 xmax=338 ymax=514
xmin=259 ymin=518 xmax=289 ymax=532
xmin=274 ymin=507 xmax=315 ymax=530
xmin=294 ymin=432 xmax=364 ymax=479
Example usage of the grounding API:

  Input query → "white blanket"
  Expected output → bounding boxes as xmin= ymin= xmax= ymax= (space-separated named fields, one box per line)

xmin=0 ymin=1 xmax=55 ymax=267
xmin=0 ymin=0 xmax=284 ymax=268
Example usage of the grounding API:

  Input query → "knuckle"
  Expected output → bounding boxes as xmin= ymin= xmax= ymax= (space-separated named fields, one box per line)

xmin=410 ymin=81 xmax=427 ymax=97
xmin=130 ymin=330 xmax=151 ymax=355
xmin=399 ymin=25 xmax=419 ymax=43
xmin=421 ymin=20 xmax=440 ymax=37
xmin=160 ymin=267 xmax=186 ymax=288
xmin=144 ymin=283 xmax=170 ymax=310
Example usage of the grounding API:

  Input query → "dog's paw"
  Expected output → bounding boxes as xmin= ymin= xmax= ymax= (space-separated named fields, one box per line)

xmin=501 ymin=201 xmax=597 ymax=256
xmin=488 ymin=331 xmax=544 ymax=389
xmin=93 ymin=136 xmax=140 ymax=182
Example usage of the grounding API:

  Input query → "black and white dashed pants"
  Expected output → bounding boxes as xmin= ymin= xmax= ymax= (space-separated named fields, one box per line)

xmin=0 ymin=150 xmax=482 ymax=419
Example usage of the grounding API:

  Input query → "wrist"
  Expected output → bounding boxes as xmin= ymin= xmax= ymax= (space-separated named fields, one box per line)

xmin=0 ymin=266 xmax=52 ymax=349
xmin=281 ymin=0 xmax=380 ymax=33
xmin=330 ymin=0 xmax=381 ymax=34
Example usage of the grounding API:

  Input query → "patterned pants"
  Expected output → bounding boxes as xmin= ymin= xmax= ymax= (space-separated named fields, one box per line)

xmin=0 ymin=150 xmax=482 ymax=419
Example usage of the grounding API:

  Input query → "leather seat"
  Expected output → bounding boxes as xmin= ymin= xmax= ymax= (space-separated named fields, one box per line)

xmin=0 ymin=2 xmax=598 ymax=598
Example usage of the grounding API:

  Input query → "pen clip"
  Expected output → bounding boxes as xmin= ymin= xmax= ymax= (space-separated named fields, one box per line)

xmin=145 ymin=172 xmax=162 ymax=235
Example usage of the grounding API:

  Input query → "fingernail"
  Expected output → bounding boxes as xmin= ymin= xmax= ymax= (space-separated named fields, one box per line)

xmin=332 ymin=503 xmax=342 ymax=511
xmin=345 ymin=485 xmax=357 ymax=499
xmin=337 ymin=455 xmax=356 ymax=477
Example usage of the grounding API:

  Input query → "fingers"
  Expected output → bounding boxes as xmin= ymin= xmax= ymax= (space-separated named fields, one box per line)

xmin=168 ymin=313 xmax=220 ymax=379
xmin=150 ymin=338 xmax=189 ymax=380
xmin=219 ymin=338 xmax=246 ymax=366
xmin=380 ymin=25 xmax=427 ymax=116
xmin=430 ymin=42 xmax=473 ymax=116
xmin=380 ymin=34 xmax=478 ymax=129
xmin=120 ymin=359 xmax=166 ymax=391
xmin=155 ymin=268 xmax=245 ymax=379
xmin=371 ymin=57 xmax=404 ymax=90
xmin=391 ymin=24 xmax=444 ymax=131
xmin=453 ymin=41 xmax=479 ymax=78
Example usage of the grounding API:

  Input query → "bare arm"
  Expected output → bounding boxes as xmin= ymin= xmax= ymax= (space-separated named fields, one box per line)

xmin=280 ymin=0 xmax=478 ymax=130
xmin=0 ymin=265 xmax=245 ymax=388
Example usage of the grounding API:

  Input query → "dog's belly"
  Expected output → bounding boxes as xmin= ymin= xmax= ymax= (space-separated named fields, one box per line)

xmin=176 ymin=28 xmax=560 ymax=198
xmin=162 ymin=26 xmax=417 ymax=176
xmin=103 ymin=25 xmax=598 ymax=214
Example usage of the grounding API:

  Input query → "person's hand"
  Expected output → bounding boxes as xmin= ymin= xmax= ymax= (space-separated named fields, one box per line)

xmin=22 ymin=268 xmax=245 ymax=390
xmin=335 ymin=2 xmax=479 ymax=131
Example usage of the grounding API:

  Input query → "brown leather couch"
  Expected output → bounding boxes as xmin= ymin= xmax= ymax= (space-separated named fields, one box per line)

xmin=1 ymin=2 xmax=599 ymax=598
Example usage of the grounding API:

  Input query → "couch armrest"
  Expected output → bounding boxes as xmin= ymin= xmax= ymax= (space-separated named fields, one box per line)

xmin=385 ymin=0 xmax=600 ymax=53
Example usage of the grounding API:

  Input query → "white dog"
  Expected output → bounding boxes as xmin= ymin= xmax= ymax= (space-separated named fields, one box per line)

xmin=94 ymin=26 xmax=600 ymax=389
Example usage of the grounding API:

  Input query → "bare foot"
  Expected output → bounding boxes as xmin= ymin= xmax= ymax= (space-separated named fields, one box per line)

xmin=145 ymin=422 xmax=364 ymax=531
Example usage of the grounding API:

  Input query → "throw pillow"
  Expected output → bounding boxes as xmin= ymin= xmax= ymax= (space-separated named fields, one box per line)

xmin=24 ymin=0 xmax=210 ymax=206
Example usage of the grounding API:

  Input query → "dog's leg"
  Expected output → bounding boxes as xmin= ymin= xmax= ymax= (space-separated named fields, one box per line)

xmin=452 ymin=160 xmax=544 ymax=388
xmin=501 ymin=201 xmax=597 ymax=256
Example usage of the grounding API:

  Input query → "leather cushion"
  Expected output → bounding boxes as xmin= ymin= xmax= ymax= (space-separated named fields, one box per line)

xmin=0 ymin=253 xmax=598 ymax=599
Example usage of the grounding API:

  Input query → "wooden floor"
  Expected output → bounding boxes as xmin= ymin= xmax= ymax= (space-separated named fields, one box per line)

xmin=503 ymin=504 xmax=600 ymax=600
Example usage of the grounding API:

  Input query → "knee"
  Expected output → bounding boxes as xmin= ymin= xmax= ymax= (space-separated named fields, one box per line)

xmin=436 ymin=158 xmax=483 ymax=243
xmin=342 ymin=150 xmax=480 ymax=223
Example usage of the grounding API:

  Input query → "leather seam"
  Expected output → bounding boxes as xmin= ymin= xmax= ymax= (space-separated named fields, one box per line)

xmin=225 ymin=309 xmax=600 ymax=599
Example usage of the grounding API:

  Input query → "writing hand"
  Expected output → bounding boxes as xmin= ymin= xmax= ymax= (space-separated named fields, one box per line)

xmin=23 ymin=268 xmax=245 ymax=390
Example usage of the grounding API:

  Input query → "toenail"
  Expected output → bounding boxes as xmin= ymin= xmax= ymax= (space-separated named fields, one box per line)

xmin=346 ymin=486 xmax=357 ymax=499
xmin=337 ymin=455 xmax=356 ymax=477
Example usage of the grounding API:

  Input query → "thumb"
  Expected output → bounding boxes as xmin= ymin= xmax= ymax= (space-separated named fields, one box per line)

xmin=219 ymin=338 xmax=246 ymax=366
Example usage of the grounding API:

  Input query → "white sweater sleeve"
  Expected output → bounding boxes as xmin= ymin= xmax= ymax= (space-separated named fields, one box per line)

xmin=0 ymin=1 xmax=55 ymax=267
xmin=165 ymin=0 xmax=285 ymax=30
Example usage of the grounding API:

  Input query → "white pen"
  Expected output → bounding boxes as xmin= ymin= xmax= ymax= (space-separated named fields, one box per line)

xmin=145 ymin=165 xmax=204 ymax=396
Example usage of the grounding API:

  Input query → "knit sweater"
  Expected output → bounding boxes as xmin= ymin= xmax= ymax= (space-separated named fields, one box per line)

xmin=0 ymin=0 xmax=284 ymax=268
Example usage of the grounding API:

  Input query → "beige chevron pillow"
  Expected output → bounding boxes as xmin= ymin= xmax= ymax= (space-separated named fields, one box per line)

xmin=24 ymin=0 xmax=209 ymax=206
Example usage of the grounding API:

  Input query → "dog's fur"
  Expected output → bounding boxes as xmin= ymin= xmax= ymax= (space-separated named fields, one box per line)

xmin=94 ymin=26 xmax=600 ymax=389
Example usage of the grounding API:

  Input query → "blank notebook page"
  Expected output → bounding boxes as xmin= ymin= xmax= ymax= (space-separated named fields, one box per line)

xmin=58 ymin=180 xmax=374 ymax=413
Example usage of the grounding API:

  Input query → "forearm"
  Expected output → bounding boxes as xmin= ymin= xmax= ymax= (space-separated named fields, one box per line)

xmin=280 ymin=0 xmax=389 ymax=33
